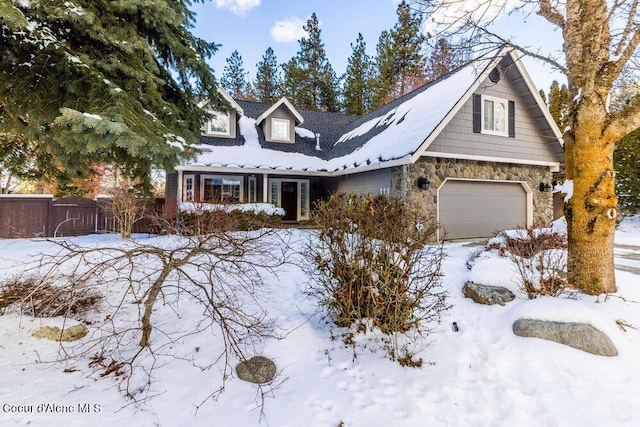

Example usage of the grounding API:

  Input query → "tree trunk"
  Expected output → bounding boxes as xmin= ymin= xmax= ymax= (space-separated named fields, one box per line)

xmin=565 ymin=99 xmax=618 ymax=294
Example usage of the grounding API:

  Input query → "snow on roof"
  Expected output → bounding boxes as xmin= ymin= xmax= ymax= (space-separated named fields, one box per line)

xmin=185 ymin=54 xmax=496 ymax=174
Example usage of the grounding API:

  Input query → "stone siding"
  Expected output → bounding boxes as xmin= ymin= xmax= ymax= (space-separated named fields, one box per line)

xmin=391 ymin=158 xmax=554 ymax=227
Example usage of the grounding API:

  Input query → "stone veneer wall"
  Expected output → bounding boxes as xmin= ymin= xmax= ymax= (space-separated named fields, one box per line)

xmin=391 ymin=157 xmax=554 ymax=227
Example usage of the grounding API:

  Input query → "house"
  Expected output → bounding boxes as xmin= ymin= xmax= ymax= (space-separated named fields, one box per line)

xmin=165 ymin=47 xmax=564 ymax=239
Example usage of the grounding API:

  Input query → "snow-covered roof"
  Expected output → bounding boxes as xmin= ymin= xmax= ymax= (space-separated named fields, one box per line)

xmin=180 ymin=48 xmax=561 ymax=175
xmin=255 ymin=97 xmax=304 ymax=126
xmin=197 ymin=87 xmax=244 ymax=115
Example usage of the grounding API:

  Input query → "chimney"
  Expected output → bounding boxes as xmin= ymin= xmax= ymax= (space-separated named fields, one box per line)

xmin=315 ymin=133 xmax=322 ymax=151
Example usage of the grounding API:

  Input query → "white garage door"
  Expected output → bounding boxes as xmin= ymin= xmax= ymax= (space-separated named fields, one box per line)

xmin=438 ymin=180 xmax=528 ymax=239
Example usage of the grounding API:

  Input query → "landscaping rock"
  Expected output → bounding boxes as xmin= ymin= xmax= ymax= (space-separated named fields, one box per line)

xmin=236 ymin=356 xmax=276 ymax=384
xmin=462 ymin=282 xmax=515 ymax=306
xmin=32 ymin=324 xmax=88 ymax=342
xmin=513 ymin=319 xmax=618 ymax=357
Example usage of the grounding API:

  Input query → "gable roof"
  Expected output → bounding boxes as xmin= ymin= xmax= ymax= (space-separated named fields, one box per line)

xmin=255 ymin=97 xmax=304 ymax=126
xmin=181 ymin=47 xmax=563 ymax=175
xmin=198 ymin=87 xmax=244 ymax=115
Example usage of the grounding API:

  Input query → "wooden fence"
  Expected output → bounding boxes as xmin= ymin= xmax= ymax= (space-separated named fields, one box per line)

xmin=0 ymin=195 xmax=163 ymax=239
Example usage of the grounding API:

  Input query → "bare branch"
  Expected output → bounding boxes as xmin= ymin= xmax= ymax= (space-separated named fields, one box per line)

xmin=606 ymin=99 xmax=640 ymax=140
xmin=537 ymin=0 xmax=566 ymax=28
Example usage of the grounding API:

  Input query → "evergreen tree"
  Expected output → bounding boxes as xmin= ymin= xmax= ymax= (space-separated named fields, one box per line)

xmin=373 ymin=1 xmax=427 ymax=105
xmin=0 ymin=0 xmax=220 ymax=193
xmin=425 ymin=38 xmax=465 ymax=82
xmin=372 ymin=30 xmax=396 ymax=107
xmin=254 ymin=47 xmax=282 ymax=103
xmin=282 ymin=13 xmax=340 ymax=111
xmin=221 ymin=50 xmax=249 ymax=99
xmin=545 ymin=80 xmax=571 ymax=132
xmin=615 ymin=130 xmax=640 ymax=212
xmin=343 ymin=33 xmax=375 ymax=115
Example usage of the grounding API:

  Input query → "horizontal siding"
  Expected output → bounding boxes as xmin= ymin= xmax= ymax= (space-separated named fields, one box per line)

xmin=427 ymin=67 xmax=559 ymax=163
xmin=334 ymin=169 xmax=392 ymax=195
xmin=263 ymin=105 xmax=295 ymax=143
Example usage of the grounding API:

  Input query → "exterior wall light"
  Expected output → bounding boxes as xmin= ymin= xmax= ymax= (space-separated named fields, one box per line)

xmin=539 ymin=182 xmax=553 ymax=192
xmin=417 ymin=177 xmax=429 ymax=190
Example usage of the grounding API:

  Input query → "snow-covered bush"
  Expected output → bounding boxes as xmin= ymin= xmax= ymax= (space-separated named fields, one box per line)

xmin=306 ymin=193 xmax=449 ymax=364
xmin=469 ymin=227 xmax=568 ymax=298
xmin=178 ymin=202 xmax=283 ymax=232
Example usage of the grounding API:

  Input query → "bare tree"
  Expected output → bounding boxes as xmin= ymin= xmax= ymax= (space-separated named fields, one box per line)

xmin=18 ymin=211 xmax=289 ymax=402
xmin=413 ymin=0 xmax=640 ymax=294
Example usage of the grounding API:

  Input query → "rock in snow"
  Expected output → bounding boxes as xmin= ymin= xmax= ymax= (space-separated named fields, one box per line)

xmin=32 ymin=324 xmax=88 ymax=342
xmin=236 ymin=356 xmax=276 ymax=384
xmin=512 ymin=319 xmax=618 ymax=357
xmin=462 ymin=282 xmax=515 ymax=306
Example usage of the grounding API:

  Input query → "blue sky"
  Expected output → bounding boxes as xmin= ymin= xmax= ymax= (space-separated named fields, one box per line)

xmin=191 ymin=0 xmax=566 ymax=93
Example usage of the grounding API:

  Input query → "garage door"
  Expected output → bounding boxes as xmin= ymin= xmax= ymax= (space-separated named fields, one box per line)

xmin=438 ymin=180 xmax=528 ymax=239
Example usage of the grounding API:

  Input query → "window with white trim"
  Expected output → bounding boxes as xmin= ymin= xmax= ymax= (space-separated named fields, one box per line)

xmin=481 ymin=96 xmax=508 ymax=136
xmin=201 ymin=175 xmax=242 ymax=203
xmin=183 ymin=174 xmax=195 ymax=202
xmin=206 ymin=111 xmax=231 ymax=136
xmin=271 ymin=118 xmax=290 ymax=141
xmin=248 ymin=176 xmax=257 ymax=203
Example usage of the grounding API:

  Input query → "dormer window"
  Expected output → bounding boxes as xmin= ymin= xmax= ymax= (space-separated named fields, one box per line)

xmin=206 ymin=111 xmax=231 ymax=136
xmin=271 ymin=118 xmax=290 ymax=141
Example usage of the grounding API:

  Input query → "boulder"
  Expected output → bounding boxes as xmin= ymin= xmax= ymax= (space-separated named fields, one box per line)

xmin=513 ymin=319 xmax=617 ymax=357
xmin=462 ymin=282 xmax=515 ymax=306
xmin=236 ymin=356 xmax=276 ymax=384
xmin=32 ymin=324 xmax=88 ymax=342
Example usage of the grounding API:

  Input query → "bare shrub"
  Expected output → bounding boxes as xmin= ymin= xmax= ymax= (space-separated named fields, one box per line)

xmin=0 ymin=276 xmax=101 ymax=318
xmin=25 ymin=211 xmax=289 ymax=404
xmin=104 ymin=186 xmax=148 ymax=238
xmin=305 ymin=193 xmax=449 ymax=364
xmin=468 ymin=227 xmax=568 ymax=298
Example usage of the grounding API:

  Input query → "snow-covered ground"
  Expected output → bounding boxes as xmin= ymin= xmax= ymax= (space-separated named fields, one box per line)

xmin=1 ymin=218 xmax=640 ymax=426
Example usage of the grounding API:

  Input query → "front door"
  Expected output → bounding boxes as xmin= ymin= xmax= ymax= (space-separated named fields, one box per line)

xmin=281 ymin=182 xmax=298 ymax=221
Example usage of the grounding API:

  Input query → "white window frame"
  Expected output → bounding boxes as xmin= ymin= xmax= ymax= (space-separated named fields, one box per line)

xmin=271 ymin=118 xmax=291 ymax=142
xmin=248 ymin=176 xmax=257 ymax=203
xmin=481 ymin=95 xmax=509 ymax=137
xmin=200 ymin=175 xmax=243 ymax=203
xmin=205 ymin=110 xmax=231 ymax=136
xmin=182 ymin=174 xmax=195 ymax=202
xmin=268 ymin=178 xmax=311 ymax=220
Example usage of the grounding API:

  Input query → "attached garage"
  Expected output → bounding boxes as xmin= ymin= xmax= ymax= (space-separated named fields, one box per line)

xmin=438 ymin=179 xmax=531 ymax=240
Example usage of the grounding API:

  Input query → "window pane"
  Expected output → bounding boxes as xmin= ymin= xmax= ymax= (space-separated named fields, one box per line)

xmin=494 ymin=101 xmax=506 ymax=132
xmin=248 ymin=177 xmax=256 ymax=203
xmin=483 ymin=100 xmax=494 ymax=131
xmin=209 ymin=112 xmax=229 ymax=134
xmin=203 ymin=177 xmax=241 ymax=202
xmin=270 ymin=180 xmax=279 ymax=205
xmin=300 ymin=181 xmax=309 ymax=218
xmin=272 ymin=119 xmax=289 ymax=140
xmin=184 ymin=176 xmax=194 ymax=202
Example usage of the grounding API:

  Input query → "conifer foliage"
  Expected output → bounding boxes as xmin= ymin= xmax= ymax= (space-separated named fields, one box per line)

xmin=254 ymin=47 xmax=282 ymax=103
xmin=373 ymin=1 xmax=427 ymax=106
xmin=221 ymin=50 xmax=251 ymax=100
xmin=0 ymin=0 xmax=221 ymax=192
xmin=282 ymin=13 xmax=339 ymax=111
xmin=343 ymin=33 xmax=375 ymax=115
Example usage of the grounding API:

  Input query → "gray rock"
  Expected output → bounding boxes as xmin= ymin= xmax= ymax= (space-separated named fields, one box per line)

xmin=236 ymin=356 xmax=276 ymax=384
xmin=462 ymin=282 xmax=515 ymax=306
xmin=513 ymin=319 xmax=618 ymax=357
xmin=32 ymin=324 xmax=88 ymax=342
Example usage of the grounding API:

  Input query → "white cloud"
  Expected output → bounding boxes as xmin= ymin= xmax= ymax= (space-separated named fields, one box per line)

xmin=214 ymin=0 xmax=260 ymax=16
xmin=270 ymin=16 xmax=307 ymax=43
